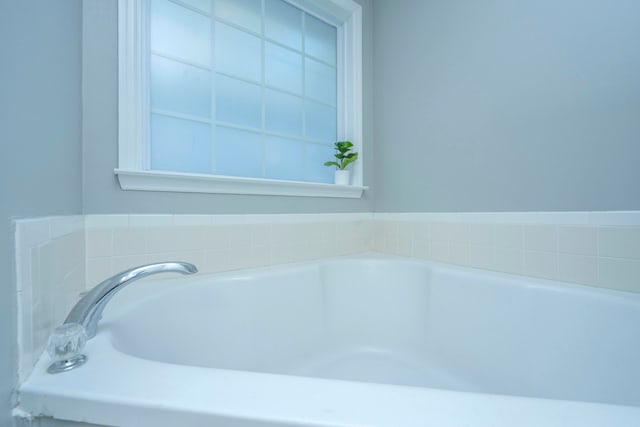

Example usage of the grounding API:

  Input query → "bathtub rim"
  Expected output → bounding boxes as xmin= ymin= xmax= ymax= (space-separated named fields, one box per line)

xmin=18 ymin=333 xmax=640 ymax=427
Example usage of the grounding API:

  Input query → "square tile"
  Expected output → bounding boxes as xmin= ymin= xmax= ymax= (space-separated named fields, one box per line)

xmin=524 ymin=225 xmax=557 ymax=252
xmin=598 ymin=227 xmax=640 ymax=260
xmin=86 ymin=228 xmax=113 ymax=258
xmin=470 ymin=223 xmax=495 ymax=246
xmin=524 ymin=250 xmax=558 ymax=280
xmin=558 ymin=226 xmax=597 ymax=256
xmin=494 ymin=224 xmax=523 ymax=249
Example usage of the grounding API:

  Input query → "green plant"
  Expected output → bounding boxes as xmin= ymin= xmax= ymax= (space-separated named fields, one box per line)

xmin=323 ymin=141 xmax=358 ymax=170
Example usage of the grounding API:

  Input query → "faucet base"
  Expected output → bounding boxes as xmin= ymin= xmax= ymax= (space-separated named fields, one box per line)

xmin=47 ymin=354 xmax=87 ymax=374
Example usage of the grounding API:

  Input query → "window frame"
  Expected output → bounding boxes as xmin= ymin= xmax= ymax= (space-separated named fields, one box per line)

xmin=116 ymin=0 xmax=364 ymax=198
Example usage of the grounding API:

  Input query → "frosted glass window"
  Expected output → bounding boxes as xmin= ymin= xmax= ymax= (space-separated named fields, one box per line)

xmin=305 ymin=58 xmax=336 ymax=105
xmin=265 ymin=42 xmax=302 ymax=93
xmin=265 ymin=0 xmax=302 ymax=50
xmin=305 ymin=101 xmax=336 ymax=142
xmin=151 ymin=55 xmax=211 ymax=119
xmin=145 ymin=0 xmax=344 ymax=184
xmin=305 ymin=15 xmax=337 ymax=65
xmin=215 ymin=23 xmax=262 ymax=82
xmin=216 ymin=127 xmax=263 ymax=178
xmin=215 ymin=74 xmax=262 ymax=129
xmin=151 ymin=114 xmax=211 ymax=173
xmin=265 ymin=89 xmax=303 ymax=137
xmin=181 ymin=0 xmax=211 ymax=14
xmin=215 ymin=0 xmax=261 ymax=33
xmin=150 ymin=0 xmax=210 ymax=65
xmin=305 ymin=143 xmax=335 ymax=183
xmin=264 ymin=136 xmax=304 ymax=181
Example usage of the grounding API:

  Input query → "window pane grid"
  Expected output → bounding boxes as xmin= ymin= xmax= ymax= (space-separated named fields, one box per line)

xmin=209 ymin=0 xmax=217 ymax=174
xmin=213 ymin=14 xmax=336 ymax=66
xmin=216 ymin=122 xmax=334 ymax=146
xmin=150 ymin=51 xmax=212 ymax=72
xmin=259 ymin=0 xmax=267 ymax=177
xmin=150 ymin=0 xmax=338 ymax=183
xmin=168 ymin=0 xmax=211 ymax=17
xmin=215 ymin=71 xmax=337 ymax=109
xmin=152 ymin=109 xmax=213 ymax=125
xmin=300 ymin=12 xmax=309 ymax=180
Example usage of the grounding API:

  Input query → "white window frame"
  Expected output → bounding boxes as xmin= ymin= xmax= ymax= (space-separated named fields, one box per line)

xmin=116 ymin=0 xmax=364 ymax=198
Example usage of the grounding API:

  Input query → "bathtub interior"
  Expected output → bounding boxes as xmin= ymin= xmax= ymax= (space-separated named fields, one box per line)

xmin=100 ymin=256 xmax=640 ymax=408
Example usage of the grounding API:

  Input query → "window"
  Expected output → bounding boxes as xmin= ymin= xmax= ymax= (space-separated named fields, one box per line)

xmin=117 ymin=0 xmax=363 ymax=197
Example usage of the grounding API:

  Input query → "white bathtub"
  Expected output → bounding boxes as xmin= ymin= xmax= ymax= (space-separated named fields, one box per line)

xmin=19 ymin=254 xmax=640 ymax=426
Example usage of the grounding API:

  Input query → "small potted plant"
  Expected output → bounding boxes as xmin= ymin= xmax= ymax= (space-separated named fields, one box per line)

xmin=324 ymin=141 xmax=358 ymax=185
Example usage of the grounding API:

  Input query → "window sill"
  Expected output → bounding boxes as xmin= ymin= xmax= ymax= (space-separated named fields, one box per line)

xmin=114 ymin=169 xmax=366 ymax=198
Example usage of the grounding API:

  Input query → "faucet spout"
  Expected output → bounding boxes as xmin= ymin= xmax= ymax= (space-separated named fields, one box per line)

xmin=64 ymin=261 xmax=197 ymax=339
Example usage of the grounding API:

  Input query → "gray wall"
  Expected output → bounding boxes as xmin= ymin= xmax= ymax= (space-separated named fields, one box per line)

xmin=0 ymin=1 xmax=83 ymax=426
xmin=373 ymin=0 xmax=640 ymax=212
xmin=82 ymin=0 xmax=374 ymax=215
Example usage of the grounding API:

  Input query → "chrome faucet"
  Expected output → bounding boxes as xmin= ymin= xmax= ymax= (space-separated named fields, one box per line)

xmin=65 ymin=261 xmax=198 ymax=339
xmin=47 ymin=261 xmax=198 ymax=373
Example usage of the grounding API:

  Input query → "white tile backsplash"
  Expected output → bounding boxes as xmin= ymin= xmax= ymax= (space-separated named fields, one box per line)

xmin=15 ymin=217 xmax=85 ymax=382
xmin=372 ymin=213 xmax=640 ymax=293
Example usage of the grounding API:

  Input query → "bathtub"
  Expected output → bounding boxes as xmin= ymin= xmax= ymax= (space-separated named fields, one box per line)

xmin=18 ymin=253 xmax=640 ymax=426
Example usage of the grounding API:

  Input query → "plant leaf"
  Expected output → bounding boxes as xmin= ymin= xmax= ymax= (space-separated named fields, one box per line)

xmin=341 ymin=158 xmax=355 ymax=169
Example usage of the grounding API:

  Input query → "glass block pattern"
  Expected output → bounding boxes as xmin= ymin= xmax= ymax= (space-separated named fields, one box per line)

xmin=149 ymin=0 xmax=338 ymax=183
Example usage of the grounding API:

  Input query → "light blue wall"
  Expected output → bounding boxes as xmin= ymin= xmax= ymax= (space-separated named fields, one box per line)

xmin=373 ymin=0 xmax=640 ymax=212
xmin=0 ymin=1 xmax=83 ymax=425
xmin=82 ymin=0 xmax=374 ymax=214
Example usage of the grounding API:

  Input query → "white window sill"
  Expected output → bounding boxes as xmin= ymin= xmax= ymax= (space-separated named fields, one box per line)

xmin=114 ymin=169 xmax=366 ymax=198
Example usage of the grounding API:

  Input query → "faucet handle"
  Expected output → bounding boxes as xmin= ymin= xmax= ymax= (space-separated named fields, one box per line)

xmin=46 ymin=323 xmax=88 ymax=374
